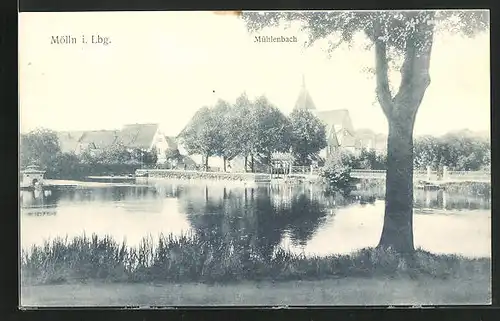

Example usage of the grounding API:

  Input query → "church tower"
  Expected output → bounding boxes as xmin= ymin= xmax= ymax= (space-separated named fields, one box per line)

xmin=293 ymin=74 xmax=317 ymax=112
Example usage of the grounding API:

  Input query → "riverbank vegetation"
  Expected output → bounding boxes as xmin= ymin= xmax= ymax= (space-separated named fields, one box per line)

xmin=20 ymin=128 xmax=158 ymax=180
xmin=21 ymin=233 xmax=490 ymax=286
xmin=20 ymin=121 xmax=490 ymax=181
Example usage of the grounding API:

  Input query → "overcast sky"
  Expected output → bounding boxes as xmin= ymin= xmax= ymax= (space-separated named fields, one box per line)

xmin=19 ymin=11 xmax=490 ymax=136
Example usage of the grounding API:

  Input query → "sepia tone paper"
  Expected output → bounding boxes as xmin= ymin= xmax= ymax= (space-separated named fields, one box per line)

xmin=19 ymin=10 xmax=491 ymax=307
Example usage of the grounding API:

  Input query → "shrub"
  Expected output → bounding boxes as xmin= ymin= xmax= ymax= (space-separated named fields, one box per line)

xmin=319 ymin=151 xmax=356 ymax=196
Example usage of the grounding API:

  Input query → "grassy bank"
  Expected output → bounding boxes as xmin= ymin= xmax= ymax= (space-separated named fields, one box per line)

xmin=21 ymin=233 xmax=490 ymax=286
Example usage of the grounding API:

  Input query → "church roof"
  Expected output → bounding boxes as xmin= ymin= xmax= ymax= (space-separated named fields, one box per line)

xmin=316 ymin=109 xmax=355 ymax=135
xmin=293 ymin=74 xmax=317 ymax=111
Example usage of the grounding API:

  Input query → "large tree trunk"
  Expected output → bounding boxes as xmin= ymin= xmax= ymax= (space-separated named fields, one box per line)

xmin=373 ymin=15 xmax=434 ymax=254
xmin=244 ymin=155 xmax=248 ymax=172
xmin=251 ymin=154 xmax=255 ymax=173
xmin=223 ymin=156 xmax=227 ymax=172
xmin=205 ymin=153 xmax=209 ymax=172
xmin=378 ymin=117 xmax=415 ymax=253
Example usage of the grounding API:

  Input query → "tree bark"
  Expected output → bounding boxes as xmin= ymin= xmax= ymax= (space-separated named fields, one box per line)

xmin=251 ymin=154 xmax=255 ymax=173
xmin=244 ymin=155 xmax=248 ymax=172
xmin=223 ymin=156 xmax=227 ymax=172
xmin=205 ymin=153 xmax=209 ymax=172
xmin=374 ymin=16 xmax=434 ymax=254
xmin=378 ymin=118 xmax=415 ymax=253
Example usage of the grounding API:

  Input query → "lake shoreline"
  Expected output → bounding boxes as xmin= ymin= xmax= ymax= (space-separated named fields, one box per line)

xmin=21 ymin=233 xmax=491 ymax=287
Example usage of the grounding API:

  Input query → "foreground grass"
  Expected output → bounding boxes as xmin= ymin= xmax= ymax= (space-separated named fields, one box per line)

xmin=21 ymin=233 xmax=491 ymax=286
xmin=21 ymin=275 xmax=491 ymax=306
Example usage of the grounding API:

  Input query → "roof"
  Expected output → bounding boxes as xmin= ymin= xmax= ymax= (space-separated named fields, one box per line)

xmin=293 ymin=75 xmax=317 ymax=111
xmin=355 ymin=128 xmax=376 ymax=139
xmin=316 ymin=109 xmax=355 ymax=135
xmin=338 ymin=128 xmax=356 ymax=147
xmin=325 ymin=124 xmax=340 ymax=147
xmin=116 ymin=123 xmax=159 ymax=149
xmin=56 ymin=131 xmax=85 ymax=153
xmin=79 ymin=130 xmax=118 ymax=149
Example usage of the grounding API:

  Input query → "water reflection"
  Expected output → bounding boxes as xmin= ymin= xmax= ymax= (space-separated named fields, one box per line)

xmin=20 ymin=182 xmax=491 ymax=257
xmin=180 ymin=185 xmax=334 ymax=259
xmin=413 ymin=189 xmax=491 ymax=211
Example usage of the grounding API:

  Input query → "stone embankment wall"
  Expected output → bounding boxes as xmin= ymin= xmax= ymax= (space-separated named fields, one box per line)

xmin=135 ymin=169 xmax=271 ymax=182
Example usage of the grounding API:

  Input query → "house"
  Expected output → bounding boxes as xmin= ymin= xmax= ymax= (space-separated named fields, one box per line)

xmin=78 ymin=130 xmax=119 ymax=155
xmin=354 ymin=129 xmax=388 ymax=153
xmin=56 ymin=124 xmax=177 ymax=164
xmin=293 ymin=75 xmax=357 ymax=157
xmin=115 ymin=123 xmax=171 ymax=164
xmin=56 ymin=131 xmax=86 ymax=154
xmin=56 ymin=130 xmax=119 ymax=155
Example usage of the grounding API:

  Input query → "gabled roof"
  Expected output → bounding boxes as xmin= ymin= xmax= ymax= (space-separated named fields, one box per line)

xmin=56 ymin=131 xmax=86 ymax=153
xmin=79 ymin=130 xmax=118 ymax=149
xmin=325 ymin=124 xmax=340 ymax=148
xmin=293 ymin=75 xmax=317 ymax=111
xmin=116 ymin=123 xmax=159 ymax=149
xmin=338 ymin=128 xmax=356 ymax=147
xmin=316 ymin=109 xmax=355 ymax=135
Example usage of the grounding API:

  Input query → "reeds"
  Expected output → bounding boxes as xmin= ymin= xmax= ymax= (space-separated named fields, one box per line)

xmin=21 ymin=233 xmax=491 ymax=285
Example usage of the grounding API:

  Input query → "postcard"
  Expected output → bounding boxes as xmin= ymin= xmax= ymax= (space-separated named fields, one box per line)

xmin=19 ymin=10 xmax=491 ymax=307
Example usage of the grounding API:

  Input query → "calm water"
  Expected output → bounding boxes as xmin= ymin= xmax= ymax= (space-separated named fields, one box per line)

xmin=20 ymin=181 xmax=491 ymax=258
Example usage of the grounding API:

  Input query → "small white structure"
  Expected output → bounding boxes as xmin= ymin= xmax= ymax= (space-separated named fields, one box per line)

xmin=20 ymin=165 xmax=46 ymax=188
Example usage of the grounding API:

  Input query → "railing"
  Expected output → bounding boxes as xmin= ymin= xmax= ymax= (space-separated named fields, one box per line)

xmin=141 ymin=164 xmax=490 ymax=183
xmin=350 ymin=169 xmax=386 ymax=179
xmin=290 ymin=166 xmax=312 ymax=175
xmin=348 ymin=169 xmax=490 ymax=182
xmin=446 ymin=170 xmax=490 ymax=181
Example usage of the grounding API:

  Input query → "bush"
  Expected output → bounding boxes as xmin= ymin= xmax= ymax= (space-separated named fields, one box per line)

xmin=319 ymin=151 xmax=356 ymax=196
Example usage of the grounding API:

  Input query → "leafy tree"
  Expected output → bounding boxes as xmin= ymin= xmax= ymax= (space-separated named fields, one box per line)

xmin=165 ymin=148 xmax=182 ymax=169
xmin=98 ymin=143 xmax=131 ymax=165
xmin=413 ymin=133 xmax=490 ymax=171
xmin=212 ymin=99 xmax=237 ymax=171
xmin=413 ymin=135 xmax=441 ymax=170
xmin=48 ymin=152 xmax=88 ymax=179
xmin=319 ymin=151 xmax=356 ymax=196
xmin=253 ymin=96 xmax=292 ymax=166
xmin=242 ymin=10 xmax=488 ymax=254
xmin=20 ymin=128 xmax=61 ymax=169
xmin=289 ymin=109 xmax=327 ymax=165
xmin=356 ymin=148 xmax=387 ymax=170
xmin=232 ymin=93 xmax=259 ymax=172
xmin=129 ymin=148 xmax=157 ymax=166
xmin=178 ymin=106 xmax=223 ymax=170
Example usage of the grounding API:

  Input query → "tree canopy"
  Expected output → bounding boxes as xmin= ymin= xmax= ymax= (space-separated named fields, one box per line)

xmin=289 ymin=109 xmax=327 ymax=165
xmin=20 ymin=128 xmax=61 ymax=169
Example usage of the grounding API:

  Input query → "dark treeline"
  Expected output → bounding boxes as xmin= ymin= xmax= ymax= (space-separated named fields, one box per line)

xmin=413 ymin=132 xmax=490 ymax=171
xmin=177 ymin=93 xmax=328 ymax=172
xmin=329 ymin=132 xmax=490 ymax=172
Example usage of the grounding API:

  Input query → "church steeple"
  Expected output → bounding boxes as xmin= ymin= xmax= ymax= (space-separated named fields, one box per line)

xmin=294 ymin=73 xmax=316 ymax=111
